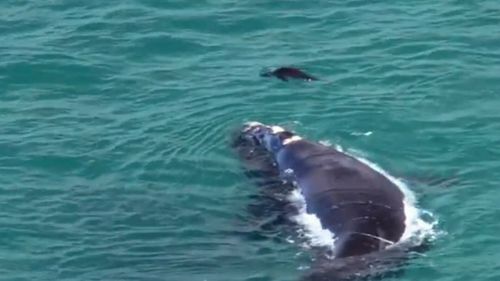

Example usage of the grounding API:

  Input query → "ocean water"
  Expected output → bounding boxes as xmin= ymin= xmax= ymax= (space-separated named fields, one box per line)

xmin=1 ymin=1 xmax=500 ymax=280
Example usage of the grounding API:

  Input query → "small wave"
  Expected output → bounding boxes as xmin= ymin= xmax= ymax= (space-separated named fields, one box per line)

xmin=351 ymin=131 xmax=373 ymax=136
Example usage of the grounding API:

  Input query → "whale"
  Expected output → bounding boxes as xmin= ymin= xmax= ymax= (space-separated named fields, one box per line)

xmin=232 ymin=122 xmax=429 ymax=281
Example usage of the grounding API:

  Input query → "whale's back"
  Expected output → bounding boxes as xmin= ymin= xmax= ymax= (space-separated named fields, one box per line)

xmin=277 ymin=140 xmax=406 ymax=257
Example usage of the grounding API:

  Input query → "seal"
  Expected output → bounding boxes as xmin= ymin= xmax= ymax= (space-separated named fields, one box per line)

xmin=260 ymin=67 xmax=318 ymax=81
xmin=232 ymin=122 xmax=422 ymax=281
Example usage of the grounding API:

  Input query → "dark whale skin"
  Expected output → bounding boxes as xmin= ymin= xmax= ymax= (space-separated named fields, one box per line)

xmin=275 ymin=139 xmax=406 ymax=258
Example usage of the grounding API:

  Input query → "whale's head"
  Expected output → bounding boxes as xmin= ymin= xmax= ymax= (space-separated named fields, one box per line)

xmin=237 ymin=122 xmax=300 ymax=154
xmin=231 ymin=122 xmax=300 ymax=186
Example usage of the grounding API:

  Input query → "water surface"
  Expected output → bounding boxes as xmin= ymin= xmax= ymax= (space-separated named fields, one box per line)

xmin=1 ymin=1 xmax=500 ymax=280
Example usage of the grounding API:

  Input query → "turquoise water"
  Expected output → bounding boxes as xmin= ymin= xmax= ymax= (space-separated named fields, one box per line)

xmin=1 ymin=1 xmax=500 ymax=280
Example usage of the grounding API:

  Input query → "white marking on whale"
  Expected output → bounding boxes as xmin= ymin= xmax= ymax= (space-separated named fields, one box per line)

xmin=283 ymin=136 xmax=302 ymax=145
xmin=271 ymin=125 xmax=285 ymax=133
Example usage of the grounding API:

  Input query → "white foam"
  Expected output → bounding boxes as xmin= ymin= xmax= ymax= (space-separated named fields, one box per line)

xmin=288 ymin=189 xmax=336 ymax=249
xmin=319 ymin=140 xmax=332 ymax=146
xmin=351 ymin=131 xmax=373 ymax=136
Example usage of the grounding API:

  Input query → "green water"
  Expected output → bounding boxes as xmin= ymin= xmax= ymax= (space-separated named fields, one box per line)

xmin=1 ymin=1 xmax=500 ymax=280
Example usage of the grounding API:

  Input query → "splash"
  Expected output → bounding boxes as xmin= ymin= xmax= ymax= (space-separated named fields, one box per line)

xmin=318 ymin=140 xmax=332 ymax=147
xmin=288 ymin=189 xmax=337 ymax=249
